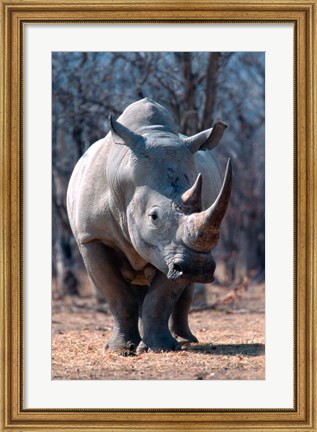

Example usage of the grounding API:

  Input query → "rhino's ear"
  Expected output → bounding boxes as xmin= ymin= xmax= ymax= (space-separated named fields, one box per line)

xmin=109 ymin=115 xmax=145 ymax=155
xmin=184 ymin=122 xmax=227 ymax=153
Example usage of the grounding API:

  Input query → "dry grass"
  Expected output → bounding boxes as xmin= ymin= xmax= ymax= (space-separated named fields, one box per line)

xmin=52 ymin=282 xmax=265 ymax=380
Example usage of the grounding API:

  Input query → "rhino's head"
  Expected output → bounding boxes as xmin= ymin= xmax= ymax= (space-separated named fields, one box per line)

xmin=109 ymin=111 xmax=232 ymax=284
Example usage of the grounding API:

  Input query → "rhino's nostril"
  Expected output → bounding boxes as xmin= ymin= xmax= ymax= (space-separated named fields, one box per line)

xmin=173 ymin=263 xmax=183 ymax=273
xmin=167 ymin=262 xmax=184 ymax=281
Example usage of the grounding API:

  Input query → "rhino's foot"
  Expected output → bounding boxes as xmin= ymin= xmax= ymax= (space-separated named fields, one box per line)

xmin=136 ymin=333 xmax=181 ymax=354
xmin=105 ymin=333 xmax=141 ymax=356
xmin=169 ymin=317 xmax=198 ymax=343
xmin=172 ymin=329 xmax=198 ymax=343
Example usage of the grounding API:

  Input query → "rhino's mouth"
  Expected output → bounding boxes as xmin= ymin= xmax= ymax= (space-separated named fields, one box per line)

xmin=166 ymin=257 xmax=215 ymax=284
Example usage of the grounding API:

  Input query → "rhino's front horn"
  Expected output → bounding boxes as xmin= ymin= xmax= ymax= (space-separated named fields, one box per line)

xmin=179 ymin=173 xmax=202 ymax=213
xmin=109 ymin=115 xmax=145 ymax=155
xmin=183 ymin=159 xmax=232 ymax=252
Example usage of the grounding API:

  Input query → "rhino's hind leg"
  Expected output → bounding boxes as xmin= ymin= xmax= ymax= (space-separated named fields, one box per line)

xmin=138 ymin=272 xmax=184 ymax=353
xmin=130 ymin=284 xmax=148 ymax=338
xmin=169 ymin=284 xmax=198 ymax=343
xmin=80 ymin=242 xmax=141 ymax=355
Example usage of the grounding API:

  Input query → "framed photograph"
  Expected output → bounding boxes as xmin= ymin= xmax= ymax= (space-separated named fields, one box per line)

xmin=1 ymin=1 xmax=316 ymax=431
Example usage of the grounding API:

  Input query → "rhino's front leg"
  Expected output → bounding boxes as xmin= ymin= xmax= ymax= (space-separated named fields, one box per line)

xmin=80 ymin=242 xmax=141 ymax=354
xmin=138 ymin=272 xmax=185 ymax=353
xmin=169 ymin=284 xmax=198 ymax=343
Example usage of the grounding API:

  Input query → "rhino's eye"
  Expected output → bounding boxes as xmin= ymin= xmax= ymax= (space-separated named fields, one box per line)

xmin=149 ymin=212 xmax=158 ymax=221
xmin=148 ymin=210 xmax=159 ymax=225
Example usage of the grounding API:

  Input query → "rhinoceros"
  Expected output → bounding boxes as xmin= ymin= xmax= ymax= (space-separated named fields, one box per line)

xmin=67 ymin=98 xmax=232 ymax=354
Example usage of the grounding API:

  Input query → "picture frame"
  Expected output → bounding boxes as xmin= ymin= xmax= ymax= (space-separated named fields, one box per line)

xmin=0 ymin=0 xmax=316 ymax=431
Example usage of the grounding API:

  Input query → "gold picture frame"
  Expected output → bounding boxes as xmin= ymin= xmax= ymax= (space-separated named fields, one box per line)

xmin=1 ymin=0 xmax=316 ymax=430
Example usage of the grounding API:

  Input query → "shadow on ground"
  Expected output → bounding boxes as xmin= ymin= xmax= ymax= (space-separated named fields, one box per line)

xmin=183 ymin=343 xmax=265 ymax=357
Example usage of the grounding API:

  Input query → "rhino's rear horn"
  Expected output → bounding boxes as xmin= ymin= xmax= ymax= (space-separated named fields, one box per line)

xmin=179 ymin=173 xmax=203 ymax=212
xmin=109 ymin=115 xmax=145 ymax=155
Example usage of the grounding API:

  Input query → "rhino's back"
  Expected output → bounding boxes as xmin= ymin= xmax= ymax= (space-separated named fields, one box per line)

xmin=67 ymin=136 xmax=113 ymax=243
xmin=117 ymin=98 xmax=178 ymax=135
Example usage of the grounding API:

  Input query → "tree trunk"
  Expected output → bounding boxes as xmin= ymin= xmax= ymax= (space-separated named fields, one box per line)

xmin=201 ymin=52 xmax=221 ymax=129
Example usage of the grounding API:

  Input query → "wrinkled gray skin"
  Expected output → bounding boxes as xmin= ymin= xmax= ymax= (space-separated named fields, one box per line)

xmin=67 ymin=98 xmax=232 ymax=354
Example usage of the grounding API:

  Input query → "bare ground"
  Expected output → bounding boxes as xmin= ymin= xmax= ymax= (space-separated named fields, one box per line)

xmin=52 ymin=281 xmax=265 ymax=380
